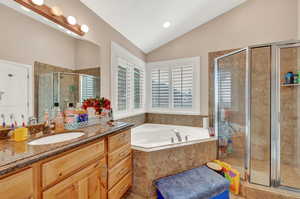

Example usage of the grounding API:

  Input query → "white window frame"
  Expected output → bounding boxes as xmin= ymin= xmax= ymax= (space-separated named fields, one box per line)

xmin=147 ymin=57 xmax=201 ymax=115
xmin=111 ymin=42 xmax=146 ymax=120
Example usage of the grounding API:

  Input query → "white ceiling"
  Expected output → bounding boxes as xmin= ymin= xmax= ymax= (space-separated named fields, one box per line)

xmin=81 ymin=0 xmax=247 ymax=53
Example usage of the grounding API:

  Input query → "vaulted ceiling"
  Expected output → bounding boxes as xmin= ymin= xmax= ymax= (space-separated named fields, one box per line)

xmin=81 ymin=0 xmax=247 ymax=53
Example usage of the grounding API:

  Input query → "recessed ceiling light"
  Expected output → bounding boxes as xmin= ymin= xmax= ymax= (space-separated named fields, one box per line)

xmin=67 ymin=16 xmax=77 ymax=25
xmin=163 ymin=21 xmax=171 ymax=28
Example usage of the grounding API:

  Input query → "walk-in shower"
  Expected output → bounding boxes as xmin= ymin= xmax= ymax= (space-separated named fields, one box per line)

xmin=214 ymin=40 xmax=300 ymax=192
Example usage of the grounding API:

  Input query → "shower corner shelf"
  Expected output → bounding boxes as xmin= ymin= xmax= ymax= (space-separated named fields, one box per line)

xmin=281 ymin=83 xmax=300 ymax=87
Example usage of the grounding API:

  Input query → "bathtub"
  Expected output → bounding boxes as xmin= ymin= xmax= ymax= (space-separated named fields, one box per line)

xmin=131 ymin=123 xmax=216 ymax=152
xmin=130 ymin=123 xmax=218 ymax=198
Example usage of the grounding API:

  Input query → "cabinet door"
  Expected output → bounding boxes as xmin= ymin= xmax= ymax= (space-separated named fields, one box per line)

xmin=0 ymin=168 xmax=34 ymax=199
xmin=43 ymin=158 xmax=107 ymax=199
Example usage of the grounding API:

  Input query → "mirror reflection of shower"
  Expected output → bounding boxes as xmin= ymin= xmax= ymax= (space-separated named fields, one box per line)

xmin=38 ymin=72 xmax=100 ymax=122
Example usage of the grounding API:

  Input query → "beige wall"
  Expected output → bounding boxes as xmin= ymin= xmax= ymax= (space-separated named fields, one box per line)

xmin=0 ymin=0 xmax=146 ymax=98
xmin=0 ymin=4 xmax=76 ymax=69
xmin=147 ymin=0 xmax=298 ymax=115
xmin=44 ymin=0 xmax=146 ymax=98
xmin=75 ymin=39 xmax=101 ymax=69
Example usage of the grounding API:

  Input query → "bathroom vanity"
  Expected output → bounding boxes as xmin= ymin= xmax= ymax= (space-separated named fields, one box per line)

xmin=0 ymin=122 xmax=133 ymax=199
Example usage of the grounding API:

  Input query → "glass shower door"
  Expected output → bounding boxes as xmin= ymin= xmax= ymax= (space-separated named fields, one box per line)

xmin=215 ymin=49 xmax=248 ymax=178
xmin=275 ymin=44 xmax=300 ymax=190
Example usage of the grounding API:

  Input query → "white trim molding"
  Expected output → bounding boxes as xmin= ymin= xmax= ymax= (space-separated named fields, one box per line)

xmin=147 ymin=57 xmax=201 ymax=115
xmin=111 ymin=41 xmax=146 ymax=120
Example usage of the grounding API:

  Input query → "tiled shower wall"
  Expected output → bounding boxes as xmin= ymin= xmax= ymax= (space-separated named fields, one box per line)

xmin=34 ymin=62 xmax=100 ymax=118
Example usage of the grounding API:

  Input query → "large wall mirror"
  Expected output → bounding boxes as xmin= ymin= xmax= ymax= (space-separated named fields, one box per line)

xmin=0 ymin=1 xmax=101 ymax=124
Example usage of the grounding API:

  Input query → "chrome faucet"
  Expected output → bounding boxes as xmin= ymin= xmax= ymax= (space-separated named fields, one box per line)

xmin=173 ymin=129 xmax=182 ymax=142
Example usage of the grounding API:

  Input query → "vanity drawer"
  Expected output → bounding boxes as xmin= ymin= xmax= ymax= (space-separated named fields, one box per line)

xmin=0 ymin=168 xmax=34 ymax=199
xmin=108 ymin=130 xmax=131 ymax=153
xmin=42 ymin=140 xmax=105 ymax=188
xmin=108 ymin=156 xmax=132 ymax=189
xmin=108 ymin=144 xmax=131 ymax=168
xmin=108 ymin=172 xmax=132 ymax=199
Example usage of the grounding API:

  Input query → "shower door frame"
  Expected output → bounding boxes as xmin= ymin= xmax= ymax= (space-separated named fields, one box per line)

xmin=271 ymin=42 xmax=300 ymax=192
xmin=214 ymin=47 xmax=251 ymax=180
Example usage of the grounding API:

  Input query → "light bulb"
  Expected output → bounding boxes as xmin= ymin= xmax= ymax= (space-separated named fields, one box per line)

xmin=67 ymin=16 xmax=77 ymax=25
xmin=80 ymin=24 xmax=89 ymax=33
xmin=51 ymin=6 xmax=63 ymax=16
xmin=31 ymin=0 xmax=44 ymax=6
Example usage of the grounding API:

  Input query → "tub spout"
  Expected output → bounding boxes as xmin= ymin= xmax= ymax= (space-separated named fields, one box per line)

xmin=173 ymin=129 xmax=182 ymax=142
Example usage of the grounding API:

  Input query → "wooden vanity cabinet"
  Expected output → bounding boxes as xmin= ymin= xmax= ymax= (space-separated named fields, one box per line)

xmin=0 ymin=128 xmax=132 ymax=199
xmin=0 ymin=168 xmax=34 ymax=199
xmin=43 ymin=158 xmax=107 ymax=199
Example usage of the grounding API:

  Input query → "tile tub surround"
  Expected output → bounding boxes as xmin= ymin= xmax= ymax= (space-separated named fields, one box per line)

xmin=0 ymin=122 xmax=133 ymax=176
xmin=146 ymin=113 xmax=208 ymax=127
xmin=116 ymin=113 xmax=208 ymax=128
xmin=117 ymin=113 xmax=146 ymax=127
xmin=131 ymin=140 xmax=217 ymax=198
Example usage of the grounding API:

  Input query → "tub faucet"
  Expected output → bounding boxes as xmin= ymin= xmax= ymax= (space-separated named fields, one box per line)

xmin=173 ymin=129 xmax=182 ymax=142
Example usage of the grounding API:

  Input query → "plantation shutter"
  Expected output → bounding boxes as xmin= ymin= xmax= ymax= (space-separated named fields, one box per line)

xmin=134 ymin=67 xmax=144 ymax=109
xmin=80 ymin=75 xmax=96 ymax=102
xmin=117 ymin=58 xmax=130 ymax=111
xmin=218 ymin=70 xmax=232 ymax=108
xmin=172 ymin=65 xmax=193 ymax=108
xmin=151 ymin=68 xmax=170 ymax=108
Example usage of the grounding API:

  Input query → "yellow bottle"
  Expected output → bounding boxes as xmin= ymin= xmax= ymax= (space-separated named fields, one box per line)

xmin=13 ymin=127 xmax=29 ymax=142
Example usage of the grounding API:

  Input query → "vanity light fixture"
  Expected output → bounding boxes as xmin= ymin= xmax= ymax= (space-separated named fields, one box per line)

xmin=67 ymin=16 xmax=77 ymax=25
xmin=21 ymin=5 xmax=30 ymax=12
xmin=80 ymin=24 xmax=89 ymax=33
xmin=14 ymin=0 xmax=87 ymax=36
xmin=31 ymin=0 xmax=44 ymax=6
xmin=51 ymin=6 xmax=63 ymax=17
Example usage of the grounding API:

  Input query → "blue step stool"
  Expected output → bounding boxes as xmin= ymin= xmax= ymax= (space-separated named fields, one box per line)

xmin=154 ymin=166 xmax=230 ymax=199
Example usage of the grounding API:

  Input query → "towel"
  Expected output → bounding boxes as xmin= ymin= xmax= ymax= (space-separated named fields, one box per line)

xmin=154 ymin=166 xmax=230 ymax=199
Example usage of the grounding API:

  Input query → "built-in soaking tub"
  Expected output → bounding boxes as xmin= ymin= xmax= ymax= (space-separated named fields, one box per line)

xmin=132 ymin=123 xmax=216 ymax=152
xmin=130 ymin=123 xmax=218 ymax=198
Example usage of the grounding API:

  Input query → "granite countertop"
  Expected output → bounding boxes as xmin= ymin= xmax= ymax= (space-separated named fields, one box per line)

xmin=0 ymin=122 xmax=134 ymax=176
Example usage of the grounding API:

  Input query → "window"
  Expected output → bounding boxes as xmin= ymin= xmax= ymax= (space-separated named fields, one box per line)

xmin=148 ymin=57 xmax=200 ymax=115
xmin=134 ymin=68 xmax=143 ymax=109
xmin=117 ymin=65 xmax=129 ymax=111
xmin=218 ymin=69 xmax=232 ymax=108
xmin=111 ymin=42 xmax=146 ymax=119
xmin=80 ymin=75 xmax=97 ymax=102
xmin=151 ymin=68 xmax=169 ymax=108
xmin=172 ymin=66 xmax=193 ymax=108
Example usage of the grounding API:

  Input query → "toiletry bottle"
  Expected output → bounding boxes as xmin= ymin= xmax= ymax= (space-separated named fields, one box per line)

xmin=53 ymin=104 xmax=64 ymax=132
xmin=65 ymin=103 xmax=77 ymax=124
xmin=54 ymin=112 xmax=64 ymax=133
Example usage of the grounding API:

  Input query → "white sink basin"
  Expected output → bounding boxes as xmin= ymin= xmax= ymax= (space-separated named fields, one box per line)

xmin=28 ymin=132 xmax=84 ymax=145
